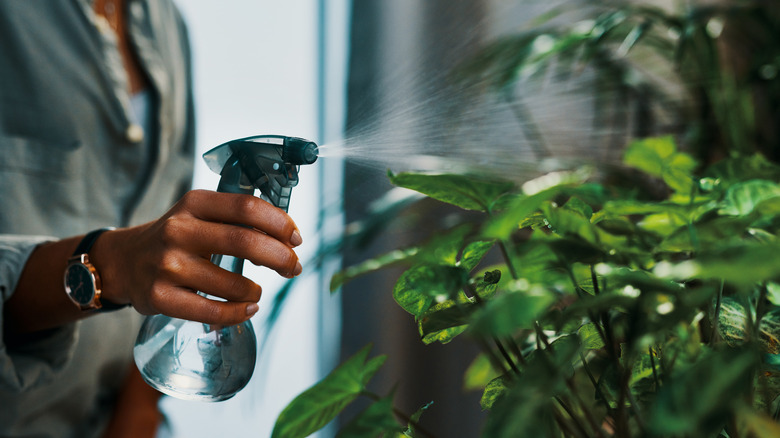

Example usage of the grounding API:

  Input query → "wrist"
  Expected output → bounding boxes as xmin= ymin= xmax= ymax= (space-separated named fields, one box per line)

xmin=88 ymin=228 xmax=128 ymax=306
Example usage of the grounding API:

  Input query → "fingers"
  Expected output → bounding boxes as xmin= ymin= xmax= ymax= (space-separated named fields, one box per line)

xmin=143 ymin=257 xmax=263 ymax=325
xmin=171 ymin=256 xmax=262 ymax=303
xmin=151 ymin=285 xmax=260 ymax=326
xmin=187 ymin=222 xmax=301 ymax=278
xmin=178 ymin=190 xmax=302 ymax=247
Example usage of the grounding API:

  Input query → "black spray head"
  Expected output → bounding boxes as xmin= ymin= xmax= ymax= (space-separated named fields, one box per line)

xmin=202 ymin=135 xmax=319 ymax=211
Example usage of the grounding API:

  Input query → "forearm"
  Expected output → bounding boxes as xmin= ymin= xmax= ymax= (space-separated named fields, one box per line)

xmin=4 ymin=235 xmax=86 ymax=335
xmin=101 ymin=363 xmax=164 ymax=438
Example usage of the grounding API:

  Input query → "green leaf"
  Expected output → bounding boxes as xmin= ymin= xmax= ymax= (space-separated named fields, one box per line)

xmin=541 ymin=201 xmax=599 ymax=244
xmin=596 ymin=199 xmax=689 ymax=218
xmin=483 ymin=189 xmax=560 ymax=239
xmin=624 ymin=136 xmax=677 ymax=175
xmin=563 ymin=196 xmax=594 ymax=219
xmin=706 ymin=154 xmax=780 ymax=190
xmin=624 ymin=136 xmax=698 ymax=193
xmin=417 ymin=270 xmax=501 ymax=344
xmin=331 ymin=247 xmax=420 ymax=292
xmin=694 ymin=242 xmax=780 ymax=287
xmin=416 ymin=225 xmax=473 ymax=266
xmin=628 ymin=347 xmax=660 ymax=403
xmin=403 ymin=401 xmax=434 ymax=437
xmin=544 ymin=235 xmax=605 ymax=265
xmin=469 ymin=282 xmax=555 ymax=337
xmin=648 ymin=347 xmax=758 ymax=436
xmin=578 ymin=322 xmax=606 ymax=349
xmin=464 ymin=354 xmax=501 ymax=391
xmin=719 ymin=180 xmax=780 ymax=216
xmin=389 ymin=171 xmax=515 ymax=212
xmin=480 ymin=375 xmax=510 ymax=410
xmin=336 ymin=395 xmax=401 ymax=438
xmin=483 ymin=169 xmax=593 ymax=240
xmin=459 ymin=240 xmax=496 ymax=272
xmin=474 ymin=268 xmax=502 ymax=300
xmin=418 ymin=300 xmax=473 ymax=345
xmin=767 ymin=282 xmax=780 ymax=306
xmin=393 ymin=264 xmax=469 ymax=319
xmin=717 ymin=297 xmax=780 ymax=355
xmin=272 ymin=344 xmax=387 ymax=438
xmin=658 ymin=215 xmax=755 ymax=253
xmin=562 ymin=289 xmax=638 ymax=322
xmin=717 ymin=297 xmax=751 ymax=348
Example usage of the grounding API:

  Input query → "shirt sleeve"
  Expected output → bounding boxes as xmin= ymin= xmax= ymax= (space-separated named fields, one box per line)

xmin=0 ymin=235 xmax=79 ymax=393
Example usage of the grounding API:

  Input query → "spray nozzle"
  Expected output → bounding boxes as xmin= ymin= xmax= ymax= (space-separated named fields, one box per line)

xmin=282 ymin=137 xmax=319 ymax=165
xmin=202 ymin=135 xmax=319 ymax=211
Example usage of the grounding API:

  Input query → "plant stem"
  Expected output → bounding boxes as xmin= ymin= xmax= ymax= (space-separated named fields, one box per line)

xmin=567 ymin=265 xmax=608 ymax=349
xmin=586 ymin=264 xmax=623 ymax=432
xmin=495 ymin=338 xmax=521 ymax=375
xmin=710 ymin=279 xmax=724 ymax=343
xmin=506 ymin=335 xmax=527 ymax=366
xmin=624 ymin=384 xmax=647 ymax=435
xmin=580 ymin=352 xmax=609 ymax=404
xmin=755 ymin=282 xmax=769 ymax=328
xmin=554 ymin=397 xmax=591 ymax=438
xmin=616 ymin=370 xmax=632 ymax=438
xmin=468 ymin=283 xmax=524 ymax=375
xmin=565 ymin=379 xmax=607 ymax=438
xmin=590 ymin=265 xmax=601 ymax=296
xmin=476 ymin=337 xmax=511 ymax=378
xmin=552 ymin=407 xmax=581 ymax=438
xmin=595 ymin=299 xmax=627 ymax=437
xmin=648 ymin=346 xmax=660 ymax=392
xmin=498 ymin=240 xmax=519 ymax=280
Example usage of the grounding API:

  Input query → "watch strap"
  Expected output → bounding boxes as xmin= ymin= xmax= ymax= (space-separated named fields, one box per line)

xmin=73 ymin=227 xmax=114 ymax=257
xmin=72 ymin=227 xmax=128 ymax=312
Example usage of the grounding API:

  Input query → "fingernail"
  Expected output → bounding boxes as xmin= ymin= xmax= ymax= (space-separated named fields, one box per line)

xmin=290 ymin=230 xmax=303 ymax=246
xmin=293 ymin=261 xmax=303 ymax=276
xmin=246 ymin=303 xmax=259 ymax=316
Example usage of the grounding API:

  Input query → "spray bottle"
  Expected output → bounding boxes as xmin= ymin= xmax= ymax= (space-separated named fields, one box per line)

xmin=133 ymin=135 xmax=318 ymax=402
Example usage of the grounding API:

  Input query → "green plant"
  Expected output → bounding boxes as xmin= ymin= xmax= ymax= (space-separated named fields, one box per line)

xmin=271 ymin=1 xmax=780 ymax=437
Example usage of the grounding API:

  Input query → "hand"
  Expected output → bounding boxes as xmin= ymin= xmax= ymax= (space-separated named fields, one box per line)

xmin=92 ymin=190 xmax=303 ymax=326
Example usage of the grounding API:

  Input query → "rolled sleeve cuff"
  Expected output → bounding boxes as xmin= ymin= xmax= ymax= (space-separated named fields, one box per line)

xmin=0 ymin=235 xmax=79 ymax=392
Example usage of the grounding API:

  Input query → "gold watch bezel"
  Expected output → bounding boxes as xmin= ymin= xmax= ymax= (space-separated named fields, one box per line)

xmin=63 ymin=253 xmax=104 ymax=311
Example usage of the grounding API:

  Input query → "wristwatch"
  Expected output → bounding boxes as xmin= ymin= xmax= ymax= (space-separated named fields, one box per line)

xmin=64 ymin=227 xmax=127 ymax=312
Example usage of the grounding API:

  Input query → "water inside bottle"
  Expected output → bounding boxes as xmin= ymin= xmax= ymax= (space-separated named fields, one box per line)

xmin=134 ymin=314 xmax=257 ymax=402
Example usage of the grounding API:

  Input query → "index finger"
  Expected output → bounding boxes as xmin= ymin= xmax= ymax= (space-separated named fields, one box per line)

xmin=179 ymin=190 xmax=302 ymax=247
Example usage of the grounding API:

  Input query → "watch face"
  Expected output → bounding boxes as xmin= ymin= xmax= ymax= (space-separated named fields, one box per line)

xmin=65 ymin=263 xmax=96 ymax=305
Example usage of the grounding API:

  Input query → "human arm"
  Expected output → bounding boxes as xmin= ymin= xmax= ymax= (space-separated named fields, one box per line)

xmin=100 ymin=363 xmax=164 ymax=438
xmin=4 ymin=189 xmax=302 ymax=335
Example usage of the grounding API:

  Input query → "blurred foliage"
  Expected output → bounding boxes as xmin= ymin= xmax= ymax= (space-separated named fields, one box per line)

xmin=273 ymin=1 xmax=780 ymax=437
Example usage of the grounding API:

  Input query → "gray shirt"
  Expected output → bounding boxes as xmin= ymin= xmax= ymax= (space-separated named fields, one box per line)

xmin=0 ymin=1 xmax=195 ymax=436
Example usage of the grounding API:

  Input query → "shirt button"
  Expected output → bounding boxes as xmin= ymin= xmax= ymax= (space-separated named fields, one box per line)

xmin=95 ymin=16 xmax=112 ymax=35
xmin=126 ymin=124 xmax=145 ymax=143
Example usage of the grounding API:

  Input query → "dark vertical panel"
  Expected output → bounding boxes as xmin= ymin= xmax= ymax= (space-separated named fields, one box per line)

xmin=341 ymin=1 xmax=488 ymax=436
